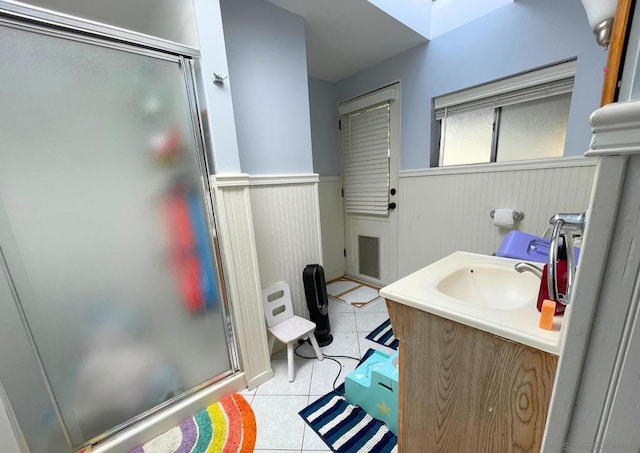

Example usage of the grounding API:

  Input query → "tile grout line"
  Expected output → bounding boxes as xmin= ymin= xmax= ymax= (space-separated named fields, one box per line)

xmin=300 ymin=353 xmax=315 ymax=452
xmin=300 ymin=400 xmax=307 ymax=452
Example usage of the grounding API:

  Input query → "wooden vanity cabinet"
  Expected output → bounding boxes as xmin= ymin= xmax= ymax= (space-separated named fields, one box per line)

xmin=386 ymin=299 xmax=558 ymax=453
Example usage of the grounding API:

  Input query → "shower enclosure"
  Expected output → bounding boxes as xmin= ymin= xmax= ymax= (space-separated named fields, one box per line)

xmin=0 ymin=10 xmax=237 ymax=452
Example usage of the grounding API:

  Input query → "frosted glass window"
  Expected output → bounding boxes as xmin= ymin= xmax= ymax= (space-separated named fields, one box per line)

xmin=497 ymin=93 xmax=571 ymax=162
xmin=434 ymin=63 xmax=575 ymax=166
xmin=440 ymin=108 xmax=494 ymax=166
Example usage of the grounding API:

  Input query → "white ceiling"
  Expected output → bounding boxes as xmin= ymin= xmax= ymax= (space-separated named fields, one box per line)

xmin=266 ymin=0 xmax=428 ymax=82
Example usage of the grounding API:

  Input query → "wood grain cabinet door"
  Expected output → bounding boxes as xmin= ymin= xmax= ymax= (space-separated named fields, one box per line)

xmin=387 ymin=300 xmax=558 ymax=453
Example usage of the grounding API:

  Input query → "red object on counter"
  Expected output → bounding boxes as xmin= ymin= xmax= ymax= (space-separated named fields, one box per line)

xmin=536 ymin=260 xmax=568 ymax=316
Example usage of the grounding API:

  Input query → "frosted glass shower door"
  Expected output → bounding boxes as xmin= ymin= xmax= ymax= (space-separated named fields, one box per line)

xmin=0 ymin=22 xmax=232 ymax=447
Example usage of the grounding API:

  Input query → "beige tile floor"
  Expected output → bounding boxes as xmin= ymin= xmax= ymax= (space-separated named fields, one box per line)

xmin=241 ymin=296 xmax=396 ymax=452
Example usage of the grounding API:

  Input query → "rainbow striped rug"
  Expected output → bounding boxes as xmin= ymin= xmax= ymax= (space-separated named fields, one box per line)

xmin=130 ymin=393 xmax=256 ymax=453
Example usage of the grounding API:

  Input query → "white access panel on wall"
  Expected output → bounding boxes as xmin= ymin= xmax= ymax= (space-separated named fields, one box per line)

xmin=345 ymin=216 xmax=395 ymax=285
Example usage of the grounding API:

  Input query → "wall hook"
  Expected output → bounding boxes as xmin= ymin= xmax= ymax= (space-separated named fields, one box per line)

xmin=213 ymin=73 xmax=228 ymax=86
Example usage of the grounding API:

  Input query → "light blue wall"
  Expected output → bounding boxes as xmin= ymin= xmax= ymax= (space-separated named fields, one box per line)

xmin=367 ymin=0 xmax=431 ymax=38
xmin=429 ymin=0 xmax=513 ymax=38
xmin=193 ymin=0 xmax=241 ymax=174
xmin=308 ymin=77 xmax=340 ymax=176
xmin=335 ymin=0 xmax=607 ymax=170
xmin=220 ymin=0 xmax=313 ymax=175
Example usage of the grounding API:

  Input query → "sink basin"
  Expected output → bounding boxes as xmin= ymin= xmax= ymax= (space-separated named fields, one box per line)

xmin=435 ymin=264 xmax=540 ymax=310
xmin=380 ymin=251 xmax=564 ymax=355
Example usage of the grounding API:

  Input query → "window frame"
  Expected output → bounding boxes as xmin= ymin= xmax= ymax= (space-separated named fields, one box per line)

xmin=434 ymin=60 xmax=576 ymax=167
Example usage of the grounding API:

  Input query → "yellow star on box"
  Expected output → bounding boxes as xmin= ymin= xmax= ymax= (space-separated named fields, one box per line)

xmin=376 ymin=401 xmax=392 ymax=417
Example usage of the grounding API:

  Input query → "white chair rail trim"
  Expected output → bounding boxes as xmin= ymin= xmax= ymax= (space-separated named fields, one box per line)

xmin=587 ymin=99 xmax=640 ymax=156
xmin=399 ymin=156 xmax=597 ymax=178
xmin=213 ymin=173 xmax=319 ymax=187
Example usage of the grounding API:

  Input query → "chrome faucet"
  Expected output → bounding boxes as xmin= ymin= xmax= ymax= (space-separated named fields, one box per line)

xmin=548 ymin=212 xmax=586 ymax=305
xmin=514 ymin=262 xmax=543 ymax=279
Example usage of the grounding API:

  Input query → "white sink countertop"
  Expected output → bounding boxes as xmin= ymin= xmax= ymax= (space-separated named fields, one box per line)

xmin=380 ymin=251 xmax=564 ymax=355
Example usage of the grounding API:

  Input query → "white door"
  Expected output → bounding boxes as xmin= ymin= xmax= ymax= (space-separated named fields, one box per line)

xmin=340 ymin=84 xmax=400 ymax=286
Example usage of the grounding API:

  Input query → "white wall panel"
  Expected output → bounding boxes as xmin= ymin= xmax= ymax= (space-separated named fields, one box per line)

xmin=397 ymin=159 xmax=596 ymax=278
xmin=318 ymin=177 xmax=345 ymax=281
xmin=249 ymin=179 xmax=323 ymax=318
xmin=211 ymin=176 xmax=272 ymax=389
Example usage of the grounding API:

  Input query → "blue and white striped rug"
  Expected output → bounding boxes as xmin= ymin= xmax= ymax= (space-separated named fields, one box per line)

xmin=299 ymin=349 xmax=397 ymax=453
xmin=299 ymin=391 xmax=397 ymax=453
xmin=365 ymin=319 xmax=399 ymax=350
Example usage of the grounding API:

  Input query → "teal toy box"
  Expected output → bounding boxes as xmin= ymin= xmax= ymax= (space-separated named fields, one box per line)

xmin=345 ymin=350 xmax=399 ymax=435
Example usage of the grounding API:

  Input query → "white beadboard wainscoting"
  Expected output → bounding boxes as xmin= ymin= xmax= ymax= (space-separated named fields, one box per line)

xmin=397 ymin=157 xmax=597 ymax=278
xmin=248 ymin=174 xmax=324 ymax=318
xmin=318 ymin=176 xmax=346 ymax=281
xmin=210 ymin=174 xmax=272 ymax=389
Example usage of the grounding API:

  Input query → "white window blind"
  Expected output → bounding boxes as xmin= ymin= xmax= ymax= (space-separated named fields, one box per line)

xmin=341 ymin=102 xmax=390 ymax=215
xmin=435 ymin=77 xmax=574 ymax=120
xmin=434 ymin=60 xmax=576 ymax=120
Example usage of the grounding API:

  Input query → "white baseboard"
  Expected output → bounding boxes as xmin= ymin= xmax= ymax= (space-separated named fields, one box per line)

xmin=247 ymin=369 xmax=274 ymax=390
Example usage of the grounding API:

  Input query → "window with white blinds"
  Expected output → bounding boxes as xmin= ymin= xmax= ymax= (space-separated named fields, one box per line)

xmin=434 ymin=60 xmax=576 ymax=166
xmin=434 ymin=77 xmax=574 ymax=120
xmin=341 ymin=102 xmax=390 ymax=215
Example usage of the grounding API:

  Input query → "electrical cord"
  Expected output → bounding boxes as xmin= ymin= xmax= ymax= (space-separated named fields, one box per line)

xmin=294 ymin=340 xmax=361 ymax=395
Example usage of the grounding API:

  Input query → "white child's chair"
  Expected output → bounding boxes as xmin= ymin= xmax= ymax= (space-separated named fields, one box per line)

xmin=261 ymin=281 xmax=324 ymax=382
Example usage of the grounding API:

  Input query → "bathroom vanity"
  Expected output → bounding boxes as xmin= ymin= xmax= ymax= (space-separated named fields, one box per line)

xmin=381 ymin=252 xmax=561 ymax=452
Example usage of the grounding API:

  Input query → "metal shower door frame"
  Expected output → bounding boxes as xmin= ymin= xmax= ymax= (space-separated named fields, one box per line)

xmin=0 ymin=10 xmax=240 ymax=451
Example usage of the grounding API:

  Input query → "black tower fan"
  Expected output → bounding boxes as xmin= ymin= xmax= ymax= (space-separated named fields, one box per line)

xmin=303 ymin=264 xmax=333 ymax=346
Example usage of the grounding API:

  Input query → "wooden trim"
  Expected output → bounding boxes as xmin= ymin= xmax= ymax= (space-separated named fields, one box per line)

xmin=601 ymin=0 xmax=634 ymax=106
xmin=328 ymin=276 xmax=380 ymax=291
xmin=328 ymin=276 xmax=381 ymax=308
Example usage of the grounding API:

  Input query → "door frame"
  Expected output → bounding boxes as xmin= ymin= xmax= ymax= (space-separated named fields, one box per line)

xmin=340 ymin=81 xmax=401 ymax=286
